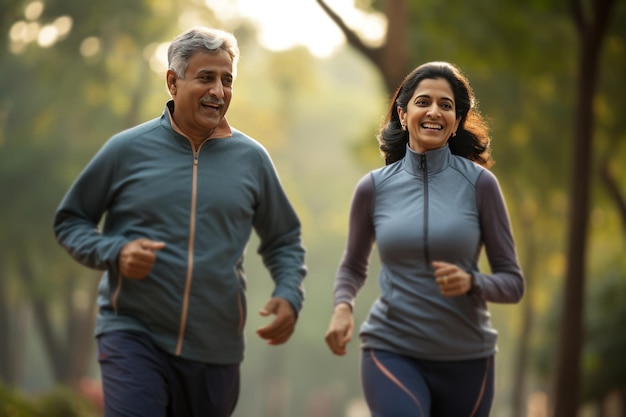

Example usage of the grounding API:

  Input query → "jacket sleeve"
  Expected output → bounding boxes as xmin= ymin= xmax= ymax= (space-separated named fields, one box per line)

xmin=333 ymin=173 xmax=376 ymax=310
xmin=53 ymin=138 xmax=128 ymax=273
xmin=473 ymin=169 xmax=525 ymax=303
xmin=252 ymin=150 xmax=307 ymax=314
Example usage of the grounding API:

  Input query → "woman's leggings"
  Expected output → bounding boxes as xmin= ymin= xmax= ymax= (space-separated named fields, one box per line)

xmin=361 ymin=349 xmax=494 ymax=417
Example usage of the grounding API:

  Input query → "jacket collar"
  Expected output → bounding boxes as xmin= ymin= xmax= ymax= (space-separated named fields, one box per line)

xmin=402 ymin=144 xmax=450 ymax=176
xmin=164 ymin=100 xmax=232 ymax=141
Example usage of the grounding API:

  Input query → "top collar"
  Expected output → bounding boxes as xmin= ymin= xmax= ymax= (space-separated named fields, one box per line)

xmin=402 ymin=144 xmax=450 ymax=176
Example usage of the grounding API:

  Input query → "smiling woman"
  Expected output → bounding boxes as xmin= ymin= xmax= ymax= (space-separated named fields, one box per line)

xmin=206 ymin=0 xmax=386 ymax=58
xmin=324 ymin=61 xmax=522 ymax=417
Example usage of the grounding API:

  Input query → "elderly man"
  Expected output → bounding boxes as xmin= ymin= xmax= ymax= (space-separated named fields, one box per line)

xmin=54 ymin=27 xmax=306 ymax=417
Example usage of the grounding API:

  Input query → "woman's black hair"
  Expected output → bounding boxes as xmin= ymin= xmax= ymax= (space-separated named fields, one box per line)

xmin=377 ymin=61 xmax=493 ymax=167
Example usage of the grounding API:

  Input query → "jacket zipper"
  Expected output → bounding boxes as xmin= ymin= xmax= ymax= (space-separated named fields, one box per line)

xmin=175 ymin=147 xmax=201 ymax=355
xmin=420 ymin=154 xmax=431 ymax=265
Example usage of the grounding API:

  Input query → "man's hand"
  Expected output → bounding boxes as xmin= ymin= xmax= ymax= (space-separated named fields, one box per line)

xmin=256 ymin=297 xmax=297 ymax=345
xmin=324 ymin=303 xmax=353 ymax=356
xmin=118 ymin=238 xmax=166 ymax=279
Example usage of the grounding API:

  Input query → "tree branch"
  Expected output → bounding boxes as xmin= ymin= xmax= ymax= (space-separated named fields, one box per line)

xmin=315 ymin=0 xmax=382 ymax=67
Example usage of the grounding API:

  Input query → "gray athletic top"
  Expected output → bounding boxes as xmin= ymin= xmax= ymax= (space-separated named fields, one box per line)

xmin=334 ymin=144 xmax=524 ymax=361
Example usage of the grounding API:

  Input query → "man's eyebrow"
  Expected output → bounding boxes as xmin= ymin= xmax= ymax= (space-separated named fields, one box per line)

xmin=196 ymin=69 xmax=233 ymax=77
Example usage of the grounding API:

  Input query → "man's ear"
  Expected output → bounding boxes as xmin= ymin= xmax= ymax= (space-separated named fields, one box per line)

xmin=166 ymin=70 xmax=177 ymax=96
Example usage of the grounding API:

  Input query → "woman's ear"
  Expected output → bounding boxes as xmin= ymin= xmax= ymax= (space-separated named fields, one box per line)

xmin=397 ymin=107 xmax=406 ymax=129
xmin=454 ymin=116 xmax=461 ymax=133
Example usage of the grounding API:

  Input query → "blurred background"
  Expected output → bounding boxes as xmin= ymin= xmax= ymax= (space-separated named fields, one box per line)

xmin=1 ymin=0 xmax=625 ymax=416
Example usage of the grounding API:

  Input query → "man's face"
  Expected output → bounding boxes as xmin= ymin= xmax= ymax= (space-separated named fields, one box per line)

xmin=167 ymin=49 xmax=234 ymax=140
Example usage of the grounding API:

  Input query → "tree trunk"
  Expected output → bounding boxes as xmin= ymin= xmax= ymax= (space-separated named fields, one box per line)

xmin=19 ymin=258 xmax=99 ymax=386
xmin=552 ymin=1 xmax=615 ymax=416
xmin=0 ymin=256 xmax=17 ymax=385
xmin=379 ymin=0 xmax=409 ymax=94
xmin=511 ymin=214 xmax=537 ymax=417
xmin=67 ymin=271 xmax=100 ymax=388
xmin=20 ymin=258 xmax=66 ymax=382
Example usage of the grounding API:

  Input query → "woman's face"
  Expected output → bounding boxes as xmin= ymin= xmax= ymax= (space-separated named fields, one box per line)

xmin=398 ymin=77 xmax=461 ymax=153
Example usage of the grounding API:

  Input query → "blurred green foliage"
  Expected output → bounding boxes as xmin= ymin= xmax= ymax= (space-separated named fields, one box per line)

xmin=1 ymin=0 xmax=625 ymax=416
xmin=0 ymin=383 xmax=99 ymax=417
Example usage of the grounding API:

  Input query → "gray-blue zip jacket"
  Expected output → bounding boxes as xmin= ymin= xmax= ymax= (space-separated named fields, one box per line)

xmin=334 ymin=144 xmax=523 ymax=361
xmin=54 ymin=101 xmax=306 ymax=365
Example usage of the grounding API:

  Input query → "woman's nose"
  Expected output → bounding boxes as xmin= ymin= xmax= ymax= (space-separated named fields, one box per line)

xmin=426 ymin=104 xmax=440 ymax=117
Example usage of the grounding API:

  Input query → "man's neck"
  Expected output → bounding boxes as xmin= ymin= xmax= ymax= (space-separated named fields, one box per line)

xmin=167 ymin=104 xmax=232 ymax=149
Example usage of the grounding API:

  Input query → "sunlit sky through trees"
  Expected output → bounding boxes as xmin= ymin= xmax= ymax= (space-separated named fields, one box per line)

xmin=204 ymin=0 xmax=386 ymax=58
xmin=8 ymin=0 xmax=386 ymax=75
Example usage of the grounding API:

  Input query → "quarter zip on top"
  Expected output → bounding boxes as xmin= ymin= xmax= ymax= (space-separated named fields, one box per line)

xmin=420 ymin=153 xmax=431 ymax=265
xmin=176 ymin=145 xmax=202 ymax=355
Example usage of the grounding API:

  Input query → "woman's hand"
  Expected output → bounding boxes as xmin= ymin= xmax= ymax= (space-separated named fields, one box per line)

xmin=433 ymin=261 xmax=473 ymax=296
xmin=324 ymin=303 xmax=354 ymax=356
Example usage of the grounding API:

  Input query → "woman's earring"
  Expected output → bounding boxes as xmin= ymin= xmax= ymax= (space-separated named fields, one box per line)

xmin=401 ymin=123 xmax=406 ymax=131
xmin=452 ymin=131 xmax=457 ymax=137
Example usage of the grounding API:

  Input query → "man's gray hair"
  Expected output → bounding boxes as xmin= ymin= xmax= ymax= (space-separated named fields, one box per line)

xmin=167 ymin=27 xmax=240 ymax=78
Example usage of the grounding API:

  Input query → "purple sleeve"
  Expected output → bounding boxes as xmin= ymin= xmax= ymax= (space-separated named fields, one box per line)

xmin=333 ymin=174 xmax=376 ymax=309
xmin=474 ymin=170 xmax=525 ymax=303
